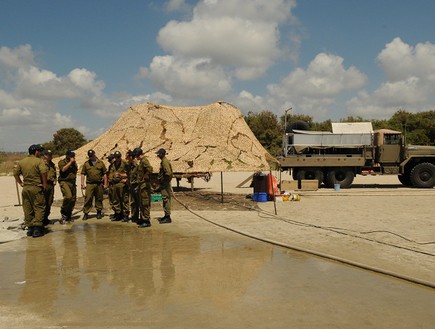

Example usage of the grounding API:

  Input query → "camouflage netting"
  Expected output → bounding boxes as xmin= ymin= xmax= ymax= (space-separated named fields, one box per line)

xmin=72 ymin=102 xmax=276 ymax=172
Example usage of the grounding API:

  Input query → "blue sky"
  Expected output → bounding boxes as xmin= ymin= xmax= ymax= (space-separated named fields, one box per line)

xmin=1 ymin=0 xmax=435 ymax=151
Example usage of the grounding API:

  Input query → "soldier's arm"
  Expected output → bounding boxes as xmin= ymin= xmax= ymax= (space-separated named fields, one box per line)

xmin=61 ymin=159 xmax=73 ymax=172
xmin=14 ymin=174 xmax=23 ymax=187
xmin=103 ymin=173 xmax=108 ymax=188
xmin=41 ymin=172 xmax=47 ymax=190
xmin=81 ymin=174 xmax=86 ymax=189
xmin=13 ymin=164 xmax=23 ymax=187
xmin=53 ymin=165 xmax=57 ymax=185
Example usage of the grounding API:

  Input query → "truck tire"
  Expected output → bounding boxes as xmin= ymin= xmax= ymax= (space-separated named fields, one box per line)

xmin=325 ymin=168 xmax=354 ymax=188
xmin=295 ymin=168 xmax=323 ymax=187
xmin=398 ymin=174 xmax=412 ymax=186
xmin=410 ymin=162 xmax=435 ymax=188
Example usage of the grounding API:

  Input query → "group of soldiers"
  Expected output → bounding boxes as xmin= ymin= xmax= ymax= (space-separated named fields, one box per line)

xmin=13 ymin=144 xmax=173 ymax=238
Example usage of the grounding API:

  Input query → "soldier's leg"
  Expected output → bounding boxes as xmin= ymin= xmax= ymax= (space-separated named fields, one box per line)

xmin=130 ymin=185 xmax=139 ymax=221
xmin=111 ymin=183 xmax=122 ymax=220
xmin=60 ymin=182 xmax=72 ymax=217
xmin=121 ymin=183 xmax=129 ymax=219
xmin=161 ymin=186 xmax=171 ymax=217
xmin=108 ymin=184 xmax=114 ymax=211
xmin=44 ymin=184 xmax=54 ymax=224
xmin=83 ymin=183 xmax=95 ymax=214
xmin=95 ymin=184 xmax=104 ymax=212
xmin=138 ymin=183 xmax=151 ymax=227
xmin=21 ymin=186 xmax=34 ymax=229
xmin=32 ymin=186 xmax=46 ymax=228
xmin=70 ymin=183 xmax=77 ymax=219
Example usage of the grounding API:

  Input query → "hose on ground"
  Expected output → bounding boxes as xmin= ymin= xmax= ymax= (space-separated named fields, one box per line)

xmin=172 ymin=192 xmax=435 ymax=290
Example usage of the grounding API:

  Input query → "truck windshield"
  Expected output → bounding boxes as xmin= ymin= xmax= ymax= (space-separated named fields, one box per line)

xmin=384 ymin=134 xmax=401 ymax=145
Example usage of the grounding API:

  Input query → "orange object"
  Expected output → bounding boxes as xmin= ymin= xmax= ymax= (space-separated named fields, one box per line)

xmin=267 ymin=174 xmax=278 ymax=197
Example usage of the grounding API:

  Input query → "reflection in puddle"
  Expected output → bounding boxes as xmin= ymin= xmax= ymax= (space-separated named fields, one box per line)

xmin=0 ymin=221 xmax=434 ymax=328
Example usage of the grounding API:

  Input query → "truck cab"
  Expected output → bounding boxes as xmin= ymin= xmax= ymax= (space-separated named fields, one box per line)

xmin=374 ymin=129 xmax=402 ymax=164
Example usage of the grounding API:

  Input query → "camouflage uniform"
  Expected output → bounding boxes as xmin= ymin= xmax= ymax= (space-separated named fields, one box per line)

xmin=43 ymin=152 xmax=57 ymax=225
xmin=158 ymin=156 xmax=173 ymax=219
xmin=109 ymin=153 xmax=130 ymax=220
xmin=106 ymin=155 xmax=115 ymax=215
xmin=136 ymin=155 xmax=153 ymax=226
xmin=81 ymin=157 xmax=107 ymax=217
xmin=13 ymin=146 xmax=47 ymax=236
xmin=58 ymin=153 xmax=78 ymax=222
xmin=128 ymin=158 xmax=139 ymax=222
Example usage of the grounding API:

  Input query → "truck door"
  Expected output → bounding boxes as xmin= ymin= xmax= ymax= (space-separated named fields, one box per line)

xmin=378 ymin=133 xmax=401 ymax=163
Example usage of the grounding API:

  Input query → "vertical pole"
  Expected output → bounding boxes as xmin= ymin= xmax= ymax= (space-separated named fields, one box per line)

xmin=220 ymin=172 xmax=224 ymax=204
xmin=190 ymin=176 xmax=194 ymax=192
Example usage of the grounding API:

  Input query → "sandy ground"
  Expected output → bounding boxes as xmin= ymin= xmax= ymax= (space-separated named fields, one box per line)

xmin=1 ymin=172 xmax=434 ymax=287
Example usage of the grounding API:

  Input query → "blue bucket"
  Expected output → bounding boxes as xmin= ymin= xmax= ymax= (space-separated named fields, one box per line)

xmin=334 ymin=184 xmax=340 ymax=191
xmin=253 ymin=192 xmax=268 ymax=202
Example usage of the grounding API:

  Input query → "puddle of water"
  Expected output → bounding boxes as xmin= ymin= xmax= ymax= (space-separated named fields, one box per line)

xmin=0 ymin=220 xmax=434 ymax=328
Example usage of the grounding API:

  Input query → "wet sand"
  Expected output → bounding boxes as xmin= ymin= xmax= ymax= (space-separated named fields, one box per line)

xmin=0 ymin=173 xmax=434 ymax=328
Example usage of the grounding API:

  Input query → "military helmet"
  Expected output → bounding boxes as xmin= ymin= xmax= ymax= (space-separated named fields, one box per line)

xmin=133 ymin=147 xmax=143 ymax=157
xmin=156 ymin=148 xmax=166 ymax=156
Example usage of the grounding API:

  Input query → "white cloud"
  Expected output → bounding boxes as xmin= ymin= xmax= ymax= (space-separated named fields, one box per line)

xmin=148 ymin=55 xmax=231 ymax=100
xmin=260 ymin=53 xmax=367 ymax=117
xmin=143 ymin=0 xmax=297 ymax=97
xmin=166 ymin=0 xmax=191 ymax=13
xmin=53 ymin=112 xmax=74 ymax=126
xmin=0 ymin=45 xmax=149 ymax=150
xmin=0 ymin=44 xmax=35 ymax=69
xmin=347 ymin=38 xmax=435 ymax=119
xmin=68 ymin=68 xmax=105 ymax=95
xmin=377 ymin=37 xmax=435 ymax=83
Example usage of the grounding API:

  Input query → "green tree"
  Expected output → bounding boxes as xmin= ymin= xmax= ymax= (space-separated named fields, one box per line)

xmin=312 ymin=119 xmax=332 ymax=131
xmin=245 ymin=111 xmax=283 ymax=156
xmin=279 ymin=114 xmax=314 ymax=131
xmin=43 ymin=128 xmax=87 ymax=156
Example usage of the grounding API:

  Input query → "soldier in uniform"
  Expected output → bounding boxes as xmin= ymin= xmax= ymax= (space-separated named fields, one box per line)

xmin=109 ymin=151 xmax=130 ymax=221
xmin=156 ymin=148 xmax=173 ymax=224
xmin=58 ymin=150 xmax=78 ymax=224
xmin=43 ymin=149 xmax=57 ymax=226
xmin=126 ymin=150 xmax=139 ymax=222
xmin=106 ymin=154 xmax=115 ymax=218
xmin=134 ymin=147 xmax=153 ymax=228
xmin=13 ymin=144 xmax=47 ymax=237
xmin=81 ymin=149 xmax=108 ymax=220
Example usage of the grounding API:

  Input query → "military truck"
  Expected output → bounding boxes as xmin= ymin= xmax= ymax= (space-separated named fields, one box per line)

xmin=277 ymin=122 xmax=435 ymax=188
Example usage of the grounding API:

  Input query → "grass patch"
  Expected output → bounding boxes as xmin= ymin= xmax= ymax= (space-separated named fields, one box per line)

xmin=0 ymin=152 xmax=26 ymax=175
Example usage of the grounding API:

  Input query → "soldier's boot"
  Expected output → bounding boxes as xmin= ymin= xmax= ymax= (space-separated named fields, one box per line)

xmin=32 ymin=226 xmax=44 ymax=238
xmin=130 ymin=216 xmax=139 ymax=223
xmin=111 ymin=213 xmax=122 ymax=222
xmin=96 ymin=211 xmax=103 ymax=220
xmin=137 ymin=219 xmax=151 ymax=228
xmin=82 ymin=213 xmax=89 ymax=221
xmin=26 ymin=226 xmax=34 ymax=237
xmin=158 ymin=215 xmax=172 ymax=224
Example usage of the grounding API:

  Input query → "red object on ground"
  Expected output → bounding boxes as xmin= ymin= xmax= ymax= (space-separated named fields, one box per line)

xmin=267 ymin=174 xmax=278 ymax=197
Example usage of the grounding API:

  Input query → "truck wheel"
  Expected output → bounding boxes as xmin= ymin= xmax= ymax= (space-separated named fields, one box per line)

xmin=295 ymin=168 xmax=324 ymax=187
xmin=326 ymin=168 xmax=354 ymax=188
xmin=398 ymin=174 xmax=412 ymax=186
xmin=410 ymin=163 xmax=435 ymax=188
